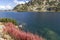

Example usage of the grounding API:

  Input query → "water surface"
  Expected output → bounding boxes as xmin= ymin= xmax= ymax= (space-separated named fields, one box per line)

xmin=0 ymin=12 xmax=60 ymax=39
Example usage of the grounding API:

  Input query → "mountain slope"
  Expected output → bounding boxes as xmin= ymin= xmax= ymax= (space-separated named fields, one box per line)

xmin=13 ymin=0 xmax=60 ymax=12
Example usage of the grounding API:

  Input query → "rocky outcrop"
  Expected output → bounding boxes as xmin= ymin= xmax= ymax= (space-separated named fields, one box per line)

xmin=13 ymin=0 xmax=60 ymax=12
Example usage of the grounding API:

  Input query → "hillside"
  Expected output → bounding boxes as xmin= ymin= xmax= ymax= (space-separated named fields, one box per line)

xmin=13 ymin=0 xmax=60 ymax=12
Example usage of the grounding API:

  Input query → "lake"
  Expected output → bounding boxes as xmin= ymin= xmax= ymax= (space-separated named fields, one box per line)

xmin=0 ymin=12 xmax=60 ymax=40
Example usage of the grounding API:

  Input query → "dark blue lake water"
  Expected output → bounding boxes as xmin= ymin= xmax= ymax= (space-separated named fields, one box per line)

xmin=0 ymin=12 xmax=60 ymax=38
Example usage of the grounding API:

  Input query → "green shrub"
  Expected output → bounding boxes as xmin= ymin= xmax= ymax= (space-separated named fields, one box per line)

xmin=0 ymin=18 xmax=18 ymax=25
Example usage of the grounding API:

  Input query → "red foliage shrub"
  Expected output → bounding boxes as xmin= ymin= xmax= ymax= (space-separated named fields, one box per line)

xmin=4 ymin=22 xmax=44 ymax=40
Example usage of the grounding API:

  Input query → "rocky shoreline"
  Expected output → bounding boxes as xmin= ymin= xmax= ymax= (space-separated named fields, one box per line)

xmin=0 ymin=22 xmax=15 ymax=40
xmin=0 ymin=22 xmax=45 ymax=40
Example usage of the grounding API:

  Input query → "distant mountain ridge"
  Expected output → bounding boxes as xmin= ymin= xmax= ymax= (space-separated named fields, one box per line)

xmin=13 ymin=0 xmax=60 ymax=12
